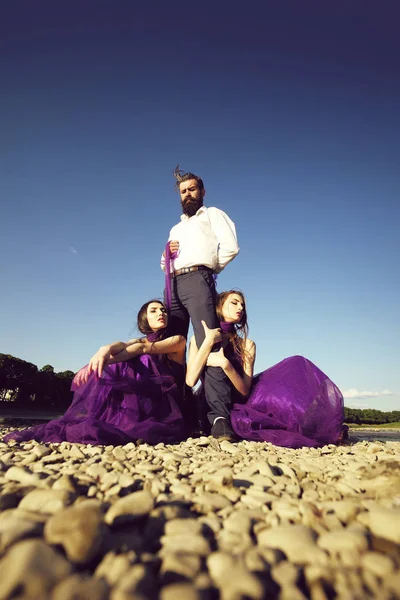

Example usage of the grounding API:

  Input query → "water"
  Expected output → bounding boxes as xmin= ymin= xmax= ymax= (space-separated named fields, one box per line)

xmin=349 ymin=429 xmax=400 ymax=443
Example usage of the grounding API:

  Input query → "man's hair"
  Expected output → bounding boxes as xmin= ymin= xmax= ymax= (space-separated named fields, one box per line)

xmin=173 ymin=164 xmax=204 ymax=192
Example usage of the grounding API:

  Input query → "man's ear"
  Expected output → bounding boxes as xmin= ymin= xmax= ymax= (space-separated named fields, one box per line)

xmin=202 ymin=188 xmax=206 ymax=199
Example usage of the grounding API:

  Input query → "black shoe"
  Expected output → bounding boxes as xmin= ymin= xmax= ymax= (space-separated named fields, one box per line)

xmin=211 ymin=418 xmax=237 ymax=442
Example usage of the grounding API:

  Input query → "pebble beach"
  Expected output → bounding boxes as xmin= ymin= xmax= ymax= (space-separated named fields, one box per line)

xmin=0 ymin=425 xmax=399 ymax=599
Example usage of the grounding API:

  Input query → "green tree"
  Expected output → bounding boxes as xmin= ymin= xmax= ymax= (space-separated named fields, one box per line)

xmin=0 ymin=354 xmax=38 ymax=405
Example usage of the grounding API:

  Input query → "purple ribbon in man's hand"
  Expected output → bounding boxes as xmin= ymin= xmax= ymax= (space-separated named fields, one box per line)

xmin=164 ymin=242 xmax=178 ymax=311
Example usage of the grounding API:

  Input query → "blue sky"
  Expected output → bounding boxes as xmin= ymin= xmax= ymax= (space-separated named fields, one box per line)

xmin=1 ymin=1 xmax=399 ymax=411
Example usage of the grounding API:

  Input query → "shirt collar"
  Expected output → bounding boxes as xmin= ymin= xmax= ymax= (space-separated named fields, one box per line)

xmin=180 ymin=205 xmax=207 ymax=221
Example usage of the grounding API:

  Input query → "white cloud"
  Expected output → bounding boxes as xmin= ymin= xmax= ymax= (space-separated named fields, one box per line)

xmin=346 ymin=401 xmax=370 ymax=409
xmin=69 ymin=246 xmax=78 ymax=255
xmin=342 ymin=388 xmax=393 ymax=400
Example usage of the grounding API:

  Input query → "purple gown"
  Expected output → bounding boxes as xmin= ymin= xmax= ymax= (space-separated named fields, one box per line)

xmin=3 ymin=355 xmax=186 ymax=445
xmin=230 ymin=355 xmax=344 ymax=448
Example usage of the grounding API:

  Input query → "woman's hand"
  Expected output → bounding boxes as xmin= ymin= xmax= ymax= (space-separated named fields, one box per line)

xmin=206 ymin=347 xmax=229 ymax=370
xmin=87 ymin=346 xmax=112 ymax=378
xmin=73 ymin=365 xmax=92 ymax=386
xmin=201 ymin=320 xmax=222 ymax=346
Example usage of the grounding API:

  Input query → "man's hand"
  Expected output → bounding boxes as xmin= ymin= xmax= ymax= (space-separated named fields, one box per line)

xmin=202 ymin=320 xmax=222 ymax=345
xmin=163 ymin=240 xmax=180 ymax=257
xmin=169 ymin=240 xmax=179 ymax=253
xmin=206 ymin=347 xmax=229 ymax=370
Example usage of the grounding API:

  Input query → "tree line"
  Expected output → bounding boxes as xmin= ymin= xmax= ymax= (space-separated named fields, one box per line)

xmin=344 ymin=406 xmax=400 ymax=425
xmin=0 ymin=353 xmax=398 ymax=422
xmin=0 ymin=353 xmax=74 ymax=412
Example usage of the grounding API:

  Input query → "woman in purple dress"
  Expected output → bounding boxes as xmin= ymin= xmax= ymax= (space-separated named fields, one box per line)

xmin=4 ymin=300 xmax=187 ymax=445
xmin=186 ymin=290 xmax=345 ymax=448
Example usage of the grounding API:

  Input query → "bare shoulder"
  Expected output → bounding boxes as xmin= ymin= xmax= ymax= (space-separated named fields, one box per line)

xmin=164 ymin=335 xmax=186 ymax=350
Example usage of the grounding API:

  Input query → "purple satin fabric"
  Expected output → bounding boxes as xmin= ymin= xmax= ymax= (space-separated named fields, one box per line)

xmin=3 ymin=354 xmax=186 ymax=446
xmin=147 ymin=331 xmax=163 ymax=342
xmin=220 ymin=321 xmax=236 ymax=334
xmin=230 ymin=355 xmax=344 ymax=448
xmin=164 ymin=243 xmax=178 ymax=311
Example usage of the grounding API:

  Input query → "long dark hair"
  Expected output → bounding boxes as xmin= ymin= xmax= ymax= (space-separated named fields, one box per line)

xmin=216 ymin=290 xmax=249 ymax=365
xmin=137 ymin=299 xmax=167 ymax=338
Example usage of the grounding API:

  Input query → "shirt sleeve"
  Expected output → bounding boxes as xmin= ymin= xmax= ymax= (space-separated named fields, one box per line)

xmin=207 ymin=207 xmax=240 ymax=273
xmin=160 ymin=229 xmax=173 ymax=272
xmin=160 ymin=253 xmax=166 ymax=272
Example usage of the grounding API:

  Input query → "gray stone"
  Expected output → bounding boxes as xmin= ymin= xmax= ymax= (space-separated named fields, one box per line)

xmin=111 ymin=564 xmax=155 ymax=598
xmin=119 ymin=473 xmax=135 ymax=488
xmin=219 ymin=440 xmax=240 ymax=455
xmin=112 ymin=447 xmax=127 ymax=461
xmin=32 ymin=444 xmax=51 ymax=459
xmin=160 ymin=533 xmax=211 ymax=556
xmin=105 ymin=490 xmax=154 ymax=525
xmin=164 ymin=518 xmax=202 ymax=536
xmin=95 ymin=551 xmax=134 ymax=585
xmin=317 ymin=529 xmax=368 ymax=554
xmin=161 ymin=553 xmax=201 ymax=578
xmin=0 ymin=517 xmax=43 ymax=553
xmin=87 ymin=463 xmax=108 ymax=479
xmin=160 ymin=583 xmax=200 ymax=600
xmin=224 ymin=511 xmax=252 ymax=534
xmin=206 ymin=552 xmax=236 ymax=583
xmin=51 ymin=574 xmax=109 ymax=600
xmin=19 ymin=489 xmax=73 ymax=514
xmin=361 ymin=551 xmax=395 ymax=577
xmin=52 ymin=474 xmax=78 ymax=493
xmin=257 ymin=524 xmax=327 ymax=565
xmin=69 ymin=445 xmax=85 ymax=459
xmin=0 ymin=539 xmax=72 ymax=600
xmin=207 ymin=552 xmax=264 ymax=599
xmin=358 ymin=505 xmax=400 ymax=543
xmin=45 ymin=501 xmax=106 ymax=564
xmin=4 ymin=466 xmax=42 ymax=486
xmin=193 ymin=491 xmax=232 ymax=512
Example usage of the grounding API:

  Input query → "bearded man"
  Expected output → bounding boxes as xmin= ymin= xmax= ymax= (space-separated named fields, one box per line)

xmin=160 ymin=166 xmax=239 ymax=440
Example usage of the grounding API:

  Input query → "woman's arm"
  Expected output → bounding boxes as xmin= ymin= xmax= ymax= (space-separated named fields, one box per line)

xmin=104 ymin=341 xmax=146 ymax=365
xmin=86 ymin=338 xmax=144 ymax=378
xmin=81 ymin=335 xmax=187 ymax=384
xmin=206 ymin=339 xmax=256 ymax=397
xmin=141 ymin=335 xmax=186 ymax=356
xmin=106 ymin=335 xmax=186 ymax=365
xmin=186 ymin=321 xmax=222 ymax=387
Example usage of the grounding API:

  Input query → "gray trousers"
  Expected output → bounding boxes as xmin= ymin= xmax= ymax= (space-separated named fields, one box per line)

xmin=165 ymin=269 xmax=232 ymax=424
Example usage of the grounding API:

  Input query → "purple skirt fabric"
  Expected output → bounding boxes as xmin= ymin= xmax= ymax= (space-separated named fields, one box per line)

xmin=231 ymin=355 xmax=344 ymax=448
xmin=3 ymin=355 xmax=186 ymax=446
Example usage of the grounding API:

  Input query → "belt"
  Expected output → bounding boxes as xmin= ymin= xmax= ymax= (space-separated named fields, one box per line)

xmin=171 ymin=265 xmax=212 ymax=278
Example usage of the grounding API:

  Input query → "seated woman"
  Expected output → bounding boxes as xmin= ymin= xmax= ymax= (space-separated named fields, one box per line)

xmin=4 ymin=300 xmax=186 ymax=445
xmin=186 ymin=290 xmax=345 ymax=448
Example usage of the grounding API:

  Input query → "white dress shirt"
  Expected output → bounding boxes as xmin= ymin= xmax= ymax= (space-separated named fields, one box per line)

xmin=160 ymin=206 xmax=239 ymax=274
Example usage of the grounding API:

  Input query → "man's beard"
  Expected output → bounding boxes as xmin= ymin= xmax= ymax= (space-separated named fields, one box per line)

xmin=181 ymin=197 xmax=203 ymax=217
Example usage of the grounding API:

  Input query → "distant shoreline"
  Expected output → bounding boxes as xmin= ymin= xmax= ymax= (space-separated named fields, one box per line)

xmin=0 ymin=410 xmax=63 ymax=422
xmin=2 ymin=413 xmax=399 ymax=429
